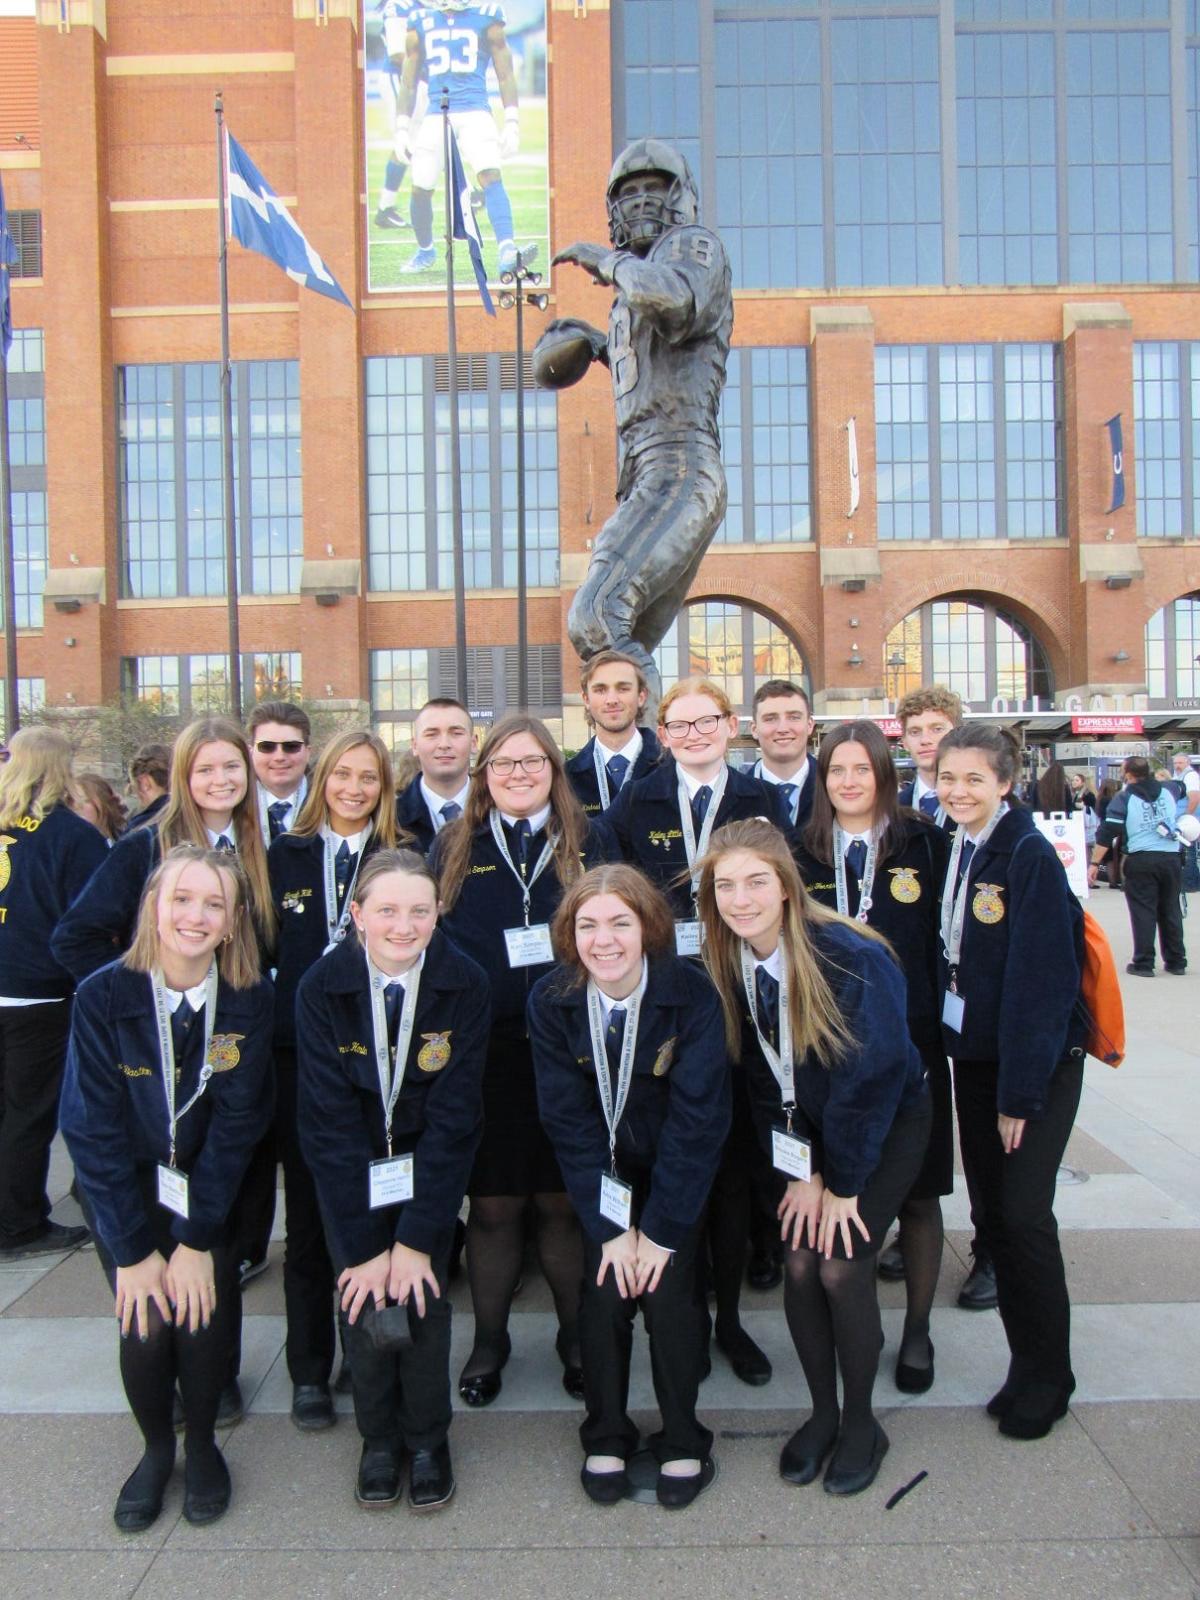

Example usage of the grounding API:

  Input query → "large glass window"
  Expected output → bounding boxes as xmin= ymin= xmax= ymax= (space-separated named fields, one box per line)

xmin=0 ymin=678 xmax=45 ymax=738
xmin=1134 ymin=341 xmax=1184 ymax=537
xmin=5 ymin=329 xmax=47 ymax=628
xmin=366 ymin=355 xmax=558 ymax=592
xmin=117 ymin=361 xmax=302 ymax=599
xmin=121 ymin=652 xmax=301 ymax=717
xmin=717 ymin=347 xmax=810 ymax=544
xmin=1145 ymin=594 xmax=1200 ymax=701
xmin=884 ymin=598 xmax=1053 ymax=706
xmin=876 ymin=342 xmax=1061 ymax=540
xmin=652 ymin=600 xmax=808 ymax=717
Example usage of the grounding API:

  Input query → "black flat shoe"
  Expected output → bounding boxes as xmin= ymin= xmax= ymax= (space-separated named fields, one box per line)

xmin=656 ymin=1456 xmax=716 ymax=1510
xmin=113 ymin=1452 xmax=174 ymax=1533
xmin=355 ymin=1442 xmax=403 ymax=1508
xmin=895 ymin=1339 xmax=935 ymax=1394
xmin=291 ymin=1382 xmax=336 ymax=1431
xmin=410 ymin=1442 xmax=455 ymax=1511
xmin=957 ymin=1254 xmax=998 ymax=1312
xmin=580 ymin=1461 xmax=629 ymax=1504
xmin=779 ymin=1425 xmax=837 ymax=1486
xmin=458 ymin=1335 xmax=511 ymax=1408
xmin=986 ymin=1382 xmax=1019 ymax=1418
xmin=715 ymin=1326 xmax=772 ymax=1387
xmin=823 ymin=1422 xmax=889 ymax=1497
xmin=997 ymin=1381 xmax=1073 ymax=1440
xmin=876 ymin=1240 xmax=906 ymax=1282
xmin=182 ymin=1447 xmax=231 ymax=1526
xmin=215 ymin=1378 xmax=244 ymax=1428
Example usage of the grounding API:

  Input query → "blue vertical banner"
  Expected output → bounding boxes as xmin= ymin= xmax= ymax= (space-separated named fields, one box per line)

xmin=0 ymin=173 xmax=17 ymax=357
xmin=1106 ymin=413 xmax=1125 ymax=513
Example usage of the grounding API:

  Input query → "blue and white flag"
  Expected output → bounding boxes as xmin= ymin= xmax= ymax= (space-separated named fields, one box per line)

xmin=1106 ymin=414 xmax=1125 ymax=513
xmin=0 ymin=174 xmax=17 ymax=358
xmin=225 ymin=131 xmax=351 ymax=308
xmin=449 ymin=124 xmax=494 ymax=316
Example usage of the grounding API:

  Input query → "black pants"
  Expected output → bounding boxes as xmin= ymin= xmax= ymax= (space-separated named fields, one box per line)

xmin=337 ymin=1249 xmax=453 ymax=1452
xmin=953 ymin=1055 xmax=1084 ymax=1391
xmin=1123 ymin=852 xmax=1186 ymax=971
xmin=228 ymin=1122 xmax=277 ymax=1270
xmin=0 ymin=1001 xmax=72 ymax=1244
xmin=578 ymin=1213 xmax=712 ymax=1463
xmin=275 ymin=1048 xmax=336 ymax=1387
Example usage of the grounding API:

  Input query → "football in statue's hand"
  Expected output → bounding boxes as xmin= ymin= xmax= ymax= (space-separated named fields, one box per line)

xmin=532 ymin=322 xmax=598 ymax=390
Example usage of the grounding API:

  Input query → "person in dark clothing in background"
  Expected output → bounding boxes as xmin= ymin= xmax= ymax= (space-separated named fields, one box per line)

xmin=1089 ymin=756 xmax=1186 ymax=976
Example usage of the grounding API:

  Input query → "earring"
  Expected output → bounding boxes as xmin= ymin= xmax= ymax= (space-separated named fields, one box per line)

xmin=223 ymin=931 xmax=233 ymax=944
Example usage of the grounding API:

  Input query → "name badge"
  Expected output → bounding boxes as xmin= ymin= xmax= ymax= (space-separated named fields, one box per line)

xmin=674 ymin=920 xmax=702 ymax=957
xmin=369 ymin=1155 xmax=414 ymax=1210
xmin=156 ymin=1163 xmax=190 ymax=1220
xmin=942 ymin=990 xmax=966 ymax=1033
xmin=772 ymin=1129 xmax=812 ymax=1182
xmin=599 ymin=1171 xmax=633 ymax=1230
xmin=504 ymin=924 xmax=554 ymax=967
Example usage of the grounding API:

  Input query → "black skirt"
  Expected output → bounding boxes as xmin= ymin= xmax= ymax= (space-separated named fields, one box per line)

xmin=469 ymin=1030 xmax=566 ymax=1198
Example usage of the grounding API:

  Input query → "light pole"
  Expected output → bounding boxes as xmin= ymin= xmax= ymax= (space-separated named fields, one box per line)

xmin=887 ymin=649 xmax=907 ymax=709
xmin=498 ymin=249 xmax=547 ymax=710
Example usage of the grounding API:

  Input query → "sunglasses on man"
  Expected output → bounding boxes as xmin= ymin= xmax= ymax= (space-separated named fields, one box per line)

xmin=255 ymin=739 xmax=306 ymax=755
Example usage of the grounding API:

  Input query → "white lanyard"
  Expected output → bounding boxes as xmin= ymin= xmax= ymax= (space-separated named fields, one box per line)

xmin=832 ymin=822 xmax=881 ymax=922
xmin=367 ymin=950 xmax=423 ymax=1156
xmin=322 ymin=821 xmax=373 ymax=946
xmin=592 ymin=742 xmax=633 ymax=811
xmin=489 ymin=809 xmax=556 ymax=926
xmin=738 ymin=941 xmax=796 ymax=1127
xmin=151 ymin=964 xmax=219 ymax=1167
xmin=586 ymin=962 xmax=647 ymax=1171
xmin=940 ymin=803 xmax=1008 ymax=974
xmin=678 ymin=764 xmax=729 ymax=896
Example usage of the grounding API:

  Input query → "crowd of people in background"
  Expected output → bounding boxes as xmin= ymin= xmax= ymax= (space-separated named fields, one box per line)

xmin=0 ymin=663 xmax=1189 ymax=1529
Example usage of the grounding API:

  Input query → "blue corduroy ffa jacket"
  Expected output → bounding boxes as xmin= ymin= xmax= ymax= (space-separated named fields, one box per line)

xmin=528 ymin=955 xmax=731 ymax=1249
xmin=58 ymin=960 xmax=274 ymax=1266
xmin=295 ymin=928 xmax=488 ymax=1268
xmin=0 ymin=803 xmax=108 ymax=998
xmin=565 ymin=727 xmax=663 ymax=818
xmin=51 ymin=825 xmax=159 ymax=981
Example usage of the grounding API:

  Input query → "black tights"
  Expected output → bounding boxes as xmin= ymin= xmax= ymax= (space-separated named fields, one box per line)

xmin=462 ymin=1192 xmax=582 ymax=1377
xmin=118 ymin=1298 xmax=229 ymax=1500
xmin=783 ymin=1246 xmax=881 ymax=1468
xmin=897 ymin=1194 xmax=943 ymax=1370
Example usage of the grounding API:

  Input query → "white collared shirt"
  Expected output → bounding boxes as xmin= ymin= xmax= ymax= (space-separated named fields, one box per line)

xmin=594 ymin=727 xmax=644 ymax=770
xmin=757 ymin=757 xmax=810 ymax=795
xmin=321 ymin=824 xmax=370 ymax=857
xmin=498 ymin=804 xmax=552 ymax=835
xmin=755 ymin=946 xmax=783 ymax=982
xmin=420 ymin=778 xmax=470 ymax=833
xmin=165 ymin=979 xmax=210 ymax=1014
xmin=258 ymin=776 xmax=307 ymax=843
xmin=206 ymin=826 xmax=236 ymax=850
xmin=914 ymin=775 xmax=938 ymax=807
xmin=677 ymin=765 xmax=725 ymax=801
xmin=594 ymin=959 xmax=648 ymax=1024
xmin=840 ymin=828 xmax=872 ymax=854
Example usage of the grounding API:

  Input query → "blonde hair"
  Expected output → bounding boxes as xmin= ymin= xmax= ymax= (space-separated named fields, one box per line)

xmin=658 ymin=676 xmax=736 ymax=724
xmin=155 ymin=718 xmax=275 ymax=946
xmin=0 ymin=726 xmax=77 ymax=829
xmin=291 ymin=729 xmax=407 ymax=850
xmin=437 ymin=714 xmax=588 ymax=913
xmin=123 ymin=844 xmax=261 ymax=990
xmin=696 ymin=819 xmax=891 ymax=1065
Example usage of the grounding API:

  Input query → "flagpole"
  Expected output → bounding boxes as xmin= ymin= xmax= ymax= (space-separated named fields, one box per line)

xmin=215 ymin=90 xmax=243 ymax=719
xmin=0 ymin=333 xmax=17 ymax=736
xmin=442 ymin=92 xmax=469 ymax=707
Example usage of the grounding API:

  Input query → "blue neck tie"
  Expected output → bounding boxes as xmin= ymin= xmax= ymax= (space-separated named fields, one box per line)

xmin=384 ymin=982 xmax=403 ymax=1051
xmin=605 ymin=753 xmax=629 ymax=795
xmin=335 ymin=839 xmax=353 ymax=900
xmin=754 ymin=966 xmax=778 ymax=1048
xmin=440 ymin=800 xmax=462 ymax=825
xmin=171 ymin=998 xmax=195 ymax=1060
xmin=846 ymin=838 xmax=868 ymax=881
xmin=778 ymin=782 xmax=798 ymax=825
xmin=957 ymin=837 xmax=976 ymax=887
xmin=509 ymin=817 xmax=532 ymax=872
xmin=919 ymin=792 xmax=939 ymax=819
xmin=214 ymin=834 xmax=235 ymax=853
xmin=606 ymin=1005 xmax=626 ymax=1082
xmin=692 ymin=785 xmax=712 ymax=832
xmin=267 ymin=799 xmax=290 ymax=839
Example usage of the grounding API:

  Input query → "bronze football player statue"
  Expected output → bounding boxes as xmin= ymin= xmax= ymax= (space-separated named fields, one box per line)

xmin=533 ymin=140 xmax=733 ymax=707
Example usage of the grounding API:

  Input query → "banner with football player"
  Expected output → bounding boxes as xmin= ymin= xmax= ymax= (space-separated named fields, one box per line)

xmin=363 ymin=0 xmax=549 ymax=294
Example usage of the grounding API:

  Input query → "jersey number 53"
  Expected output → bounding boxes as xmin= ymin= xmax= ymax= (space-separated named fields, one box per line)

xmin=425 ymin=28 xmax=480 ymax=76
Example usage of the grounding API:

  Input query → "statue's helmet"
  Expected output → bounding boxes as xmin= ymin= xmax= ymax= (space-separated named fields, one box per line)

xmin=606 ymin=140 xmax=700 ymax=252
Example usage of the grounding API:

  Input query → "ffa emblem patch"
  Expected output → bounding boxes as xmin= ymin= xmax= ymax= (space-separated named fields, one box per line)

xmin=652 ymin=1036 xmax=677 ymax=1077
xmin=0 ymin=834 xmax=16 ymax=892
xmin=889 ymin=867 xmax=920 ymax=904
xmin=972 ymin=885 xmax=1005 ymax=925
xmin=206 ymin=1034 xmax=244 ymax=1072
xmin=417 ymin=1031 xmax=452 ymax=1073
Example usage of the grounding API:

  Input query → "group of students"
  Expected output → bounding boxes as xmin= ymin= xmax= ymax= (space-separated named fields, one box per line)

xmin=0 ymin=658 xmax=1091 ymax=1530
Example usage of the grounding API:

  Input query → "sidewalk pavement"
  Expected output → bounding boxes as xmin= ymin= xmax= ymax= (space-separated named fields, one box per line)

xmin=1 ymin=887 xmax=1197 ymax=1599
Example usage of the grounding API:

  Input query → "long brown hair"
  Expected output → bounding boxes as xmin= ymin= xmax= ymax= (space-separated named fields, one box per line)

xmin=76 ymin=773 xmax=126 ymax=842
xmin=551 ymin=863 xmax=676 ymax=986
xmin=123 ymin=844 xmax=261 ymax=990
xmin=803 ymin=719 xmax=904 ymax=867
xmin=697 ymin=819 xmax=890 ymax=1065
xmin=437 ymin=713 xmax=588 ymax=912
xmin=290 ymin=729 xmax=406 ymax=850
xmin=155 ymin=718 xmax=275 ymax=946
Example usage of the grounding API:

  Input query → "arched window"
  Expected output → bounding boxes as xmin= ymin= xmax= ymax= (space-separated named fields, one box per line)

xmin=654 ymin=601 xmax=808 ymax=715
xmin=884 ymin=598 xmax=1052 ymax=706
xmin=1145 ymin=595 xmax=1200 ymax=701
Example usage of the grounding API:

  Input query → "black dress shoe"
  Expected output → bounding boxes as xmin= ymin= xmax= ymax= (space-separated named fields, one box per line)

xmin=580 ymin=1461 xmax=629 ymax=1504
xmin=997 ymin=1381 xmax=1072 ymax=1440
xmin=410 ymin=1442 xmax=455 ymax=1511
xmin=986 ymin=1383 xmax=1019 ymax=1419
xmin=458 ymin=1334 xmax=511 ymax=1408
xmin=957 ymin=1254 xmax=998 ymax=1311
xmin=1126 ymin=962 xmax=1154 ymax=977
xmin=113 ymin=1451 xmax=174 ymax=1533
xmin=895 ymin=1338 xmax=935 ymax=1394
xmin=1165 ymin=964 xmax=1187 ymax=975
xmin=876 ymin=1239 xmax=906 ymax=1282
xmin=715 ymin=1325 xmax=772 ymax=1386
xmin=291 ymin=1382 xmax=335 ymax=1431
xmin=823 ymin=1422 xmax=889 ymax=1496
xmin=355 ymin=1442 xmax=403 ymax=1508
xmin=746 ymin=1251 xmax=783 ymax=1292
xmin=0 ymin=1220 xmax=90 ymax=1261
xmin=779 ymin=1425 xmax=837 ymax=1486
xmin=656 ymin=1456 xmax=716 ymax=1509
xmin=182 ymin=1446 xmax=231 ymax=1525
xmin=215 ymin=1378 xmax=244 ymax=1428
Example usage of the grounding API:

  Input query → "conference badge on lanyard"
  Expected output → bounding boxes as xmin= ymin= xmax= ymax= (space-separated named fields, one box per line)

xmin=675 ymin=768 xmax=727 ymax=956
xmin=939 ymin=804 xmax=1008 ymax=1036
xmin=151 ymin=964 xmax=219 ymax=1219
xmin=832 ymin=823 xmax=880 ymax=923
xmin=491 ymin=811 xmax=556 ymax=967
xmin=738 ymin=943 xmax=810 ymax=1179
xmin=322 ymin=821 xmax=373 ymax=956
xmin=366 ymin=951 xmax=423 ymax=1209
xmin=588 ymin=967 xmax=645 ymax=1230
